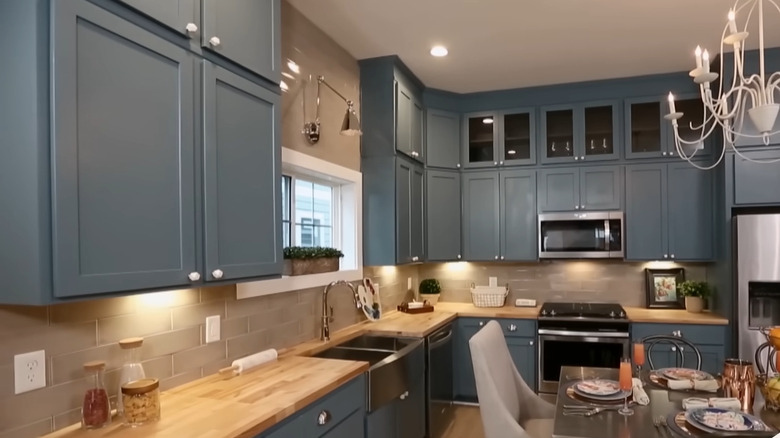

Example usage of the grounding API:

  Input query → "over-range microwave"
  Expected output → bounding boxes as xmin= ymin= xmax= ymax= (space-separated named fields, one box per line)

xmin=538 ymin=212 xmax=624 ymax=259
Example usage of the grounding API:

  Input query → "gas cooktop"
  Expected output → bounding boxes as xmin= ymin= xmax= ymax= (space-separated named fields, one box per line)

xmin=538 ymin=302 xmax=627 ymax=320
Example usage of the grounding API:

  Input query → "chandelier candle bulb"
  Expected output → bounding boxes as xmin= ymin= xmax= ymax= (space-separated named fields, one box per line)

xmin=728 ymin=9 xmax=738 ymax=34
xmin=702 ymin=49 xmax=710 ymax=74
xmin=668 ymin=93 xmax=676 ymax=114
xmin=695 ymin=45 xmax=703 ymax=69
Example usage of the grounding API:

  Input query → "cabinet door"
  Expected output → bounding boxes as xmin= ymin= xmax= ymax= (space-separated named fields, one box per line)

xmin=501 ymin=170 xmax=537 ymax=261
xmin=118 ymin=0 xmax=197 ymax=35
xmin=396 ymin=159 xmax=413 ymax=264
xmin=411 ymin=164 xmax=425 ymax=262
xmin=322 ymin=410 xmax=365 ymax=438
xmin=625 ymin=97 xmax=665 ymax=159
xmin=454 ymin=321 xmax=480 ymax=401
xmin=52 ymin=0 xmax=196 ymax=296
xmin=395 ymin=81 xmax=414 ymax=158
xmin=506 ymin=337 xmax=537 ymax=392
xmin=667 ymin=163 xmax=713 ymax=261
xmin=696 ymin=345 xmax=725 ymax=376
xmin=580 ymin=166 xmax=622 ymax=211
xmin=397 ymin=374 xmax=426 ymax=438
xmin=537 ymin=168 xmax=580 ymax=212
xmin=501 ymin=109 xmax=535 ymax=165
xmin=540 ymin=105 xmax=576 ymax=163
xmin=625 ymin=164 xmax=667 ymax=260
xmin=668 ymin=96 xmax=709 ymax=157
xmin=426 ymin=170 xmax=462 ymax=261
xmin=203 ymin=62 xmax=282 ymax=281
xmin=462 ymin=172 xmax=500 ymax=261
xmin=411 ymin=98 xmax=424 ymax=162
xmin=365 ymin=402 xmax=397 ymax=438
xmin=426 ymin=109 xmax=461 ymax=169
xmin=582 ymin=102 xmax=620 ymax=161
xmin=201 ymin=0 xmax=280 ymax=83
xmin=732 ymin=149 xmax=780 ymax=205
xmin=463 ymin=112 xmax=498 ymax=168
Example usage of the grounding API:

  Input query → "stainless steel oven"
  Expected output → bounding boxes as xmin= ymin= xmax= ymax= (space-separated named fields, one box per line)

xmin=537 ymin=324 xmax=629 ymax=395
xmin=538 ymin=211 xmax=623 ymax=259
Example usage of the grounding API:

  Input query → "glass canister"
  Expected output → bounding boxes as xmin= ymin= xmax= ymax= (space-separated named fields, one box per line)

xmin=117 ymin=337 xmax=146 ymax=415
xmin=81 ymin=360 xmax=111 ymax=429
xmin=121 ymin=378 xmax=160 ymax=426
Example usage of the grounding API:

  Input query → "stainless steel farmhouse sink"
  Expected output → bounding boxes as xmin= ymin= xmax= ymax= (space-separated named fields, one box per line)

xmin=313 ymin=334 xmax=424 ymax=411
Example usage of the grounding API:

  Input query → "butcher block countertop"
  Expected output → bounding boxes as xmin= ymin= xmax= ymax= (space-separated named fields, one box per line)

xmin=41 ymin=356 xmax=368 ymax=438
xmin=623 ymin=306 xmax=728 ymax=325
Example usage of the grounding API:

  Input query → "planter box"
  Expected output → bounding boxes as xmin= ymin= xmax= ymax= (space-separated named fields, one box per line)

xmin=283 ymin=257 xmax=340 ymax=276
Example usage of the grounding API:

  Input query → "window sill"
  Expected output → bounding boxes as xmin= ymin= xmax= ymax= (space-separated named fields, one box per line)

xmin=236 ymin=268 xmax=364 ymax=299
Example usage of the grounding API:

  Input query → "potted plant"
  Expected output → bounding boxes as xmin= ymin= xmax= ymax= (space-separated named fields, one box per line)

xmin=678 ymin=280 xmax=711 ymax=313
xmin=283 ymin=247 xmax=343 ymax=276
xmin=419 ymin=278 xmax=442 ymax=305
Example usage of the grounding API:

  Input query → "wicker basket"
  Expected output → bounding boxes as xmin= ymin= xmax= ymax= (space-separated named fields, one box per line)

xmin=283 ymin=257 xmax=339 ymax=276
xmin=470 ymin=285 xmax=509 ymax=308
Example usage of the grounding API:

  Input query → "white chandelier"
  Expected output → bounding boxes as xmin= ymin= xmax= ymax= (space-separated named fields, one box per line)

xmin=667 ymin=0 xmax=780 ymax=169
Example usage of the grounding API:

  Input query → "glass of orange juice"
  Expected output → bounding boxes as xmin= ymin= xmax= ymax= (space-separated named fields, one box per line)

xmin=633 ymin=342 xmax=646 ymax=376
xmin=619 ymin=357 xmax=634 ymax=416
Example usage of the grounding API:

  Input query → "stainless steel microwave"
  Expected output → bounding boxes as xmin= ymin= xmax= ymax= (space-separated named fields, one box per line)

xmin=538 ymin=212 xmax=624 ymax=259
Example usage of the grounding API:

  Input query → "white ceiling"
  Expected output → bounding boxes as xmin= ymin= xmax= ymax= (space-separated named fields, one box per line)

xmin=286 ymin=0 xmax=780 ymax=93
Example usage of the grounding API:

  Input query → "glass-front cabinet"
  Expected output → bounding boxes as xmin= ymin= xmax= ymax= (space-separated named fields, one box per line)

xmin=669 ymin=96 xmax=709 ymax=158
xmin=463 ymin=109 xmax=535 ymax=168
xmin=625 ymin=95 xmax=709 ymax=159
xmin=541 ymin=101 xmax=619 ymax=163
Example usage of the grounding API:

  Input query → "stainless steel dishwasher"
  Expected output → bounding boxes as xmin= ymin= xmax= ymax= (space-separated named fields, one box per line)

xmin=427 ymin=324 xmax=454 ymax=438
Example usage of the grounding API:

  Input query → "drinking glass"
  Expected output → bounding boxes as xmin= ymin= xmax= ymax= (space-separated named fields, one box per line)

xmin=633 ymin=342 xmax=646 ymax=376
xmin=619 ymin=357 xmax=634 ymax=416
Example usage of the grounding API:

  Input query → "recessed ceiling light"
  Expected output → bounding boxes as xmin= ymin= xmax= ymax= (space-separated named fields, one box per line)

xmin=430 ymin=45 xmax=448 ymax=57
xmin=482 ymin=118 xmax=493 ymax=124
xmin=507 ymin=150 xmax=516 ymax=155
xmin=286 ymin=60 xmax=300 ymax=74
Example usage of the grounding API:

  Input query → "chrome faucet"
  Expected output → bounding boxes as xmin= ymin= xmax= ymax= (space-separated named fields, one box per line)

xmin=321 ymin=280 xmax=361 ymax=341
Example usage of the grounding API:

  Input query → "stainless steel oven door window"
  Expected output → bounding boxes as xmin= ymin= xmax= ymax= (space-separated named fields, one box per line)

xmin=538 ymin=212 xmax=623 ymax=259
xmin=537 ymin=330 xmax=629 ymax=394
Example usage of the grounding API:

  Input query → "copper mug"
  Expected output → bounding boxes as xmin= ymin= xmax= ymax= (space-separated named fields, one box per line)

xmin=722 ymin=358 xmax=756 ymax=411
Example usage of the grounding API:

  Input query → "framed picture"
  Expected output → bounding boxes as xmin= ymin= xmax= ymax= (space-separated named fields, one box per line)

xmin=645 ymin=268 xmax=685 ymax=309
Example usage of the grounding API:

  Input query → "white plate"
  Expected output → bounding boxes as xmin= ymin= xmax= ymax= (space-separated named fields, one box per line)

xmin=358 ymin=278 xmax=381 ymax=321
xmin=571 ymin=382 xmax=630 ymax=401
xmin=685 ymin=408 xmax=756 ymax=433
xmin=574 ymin=379 xmax=622 ymax=396
xmin=659 ymin=367 xmax=713 ymax=381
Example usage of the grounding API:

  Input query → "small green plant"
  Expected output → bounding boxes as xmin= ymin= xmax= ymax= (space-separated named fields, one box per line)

xmin=678 ymin=280 xmax=711 ymax=298
xmin=283 ymin=246 xmax=344 ymax=260
xmin=419 ymin=279 xmax=441 ymax=295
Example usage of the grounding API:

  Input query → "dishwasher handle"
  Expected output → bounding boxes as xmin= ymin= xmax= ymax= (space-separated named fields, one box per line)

xmin=429 ymin=329 xmax=453 ymax=349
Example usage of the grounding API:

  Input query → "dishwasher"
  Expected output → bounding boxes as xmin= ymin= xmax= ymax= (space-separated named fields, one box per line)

xmin=427 ymin=324 xmax=454 ymax=438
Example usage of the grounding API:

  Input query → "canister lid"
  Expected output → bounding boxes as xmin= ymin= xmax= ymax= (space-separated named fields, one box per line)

xmin=83 ymin=360 xmax=106 ymax=371
xmin=119 ymin=337 xmax=144 ymax=349
xmin=121 ymin=378 xmax=159 ymax=395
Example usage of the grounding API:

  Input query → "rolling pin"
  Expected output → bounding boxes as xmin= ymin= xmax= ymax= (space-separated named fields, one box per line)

xmin=219 ymin=349 xmax=278 ymax=376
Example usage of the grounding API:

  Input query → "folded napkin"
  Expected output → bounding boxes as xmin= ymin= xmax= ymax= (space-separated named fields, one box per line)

xmin=632 ymin=377 xmax=650 ymax=405
xmin=666 ymin=378 xmax=719 ymax=392
xmin=682 ymin=397 xmax=709 ymax=410
xmin=709 ymin=397 xmax=742 ymax=410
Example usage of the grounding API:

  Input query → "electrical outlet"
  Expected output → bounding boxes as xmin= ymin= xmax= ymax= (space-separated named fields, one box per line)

xmin=489 ymin=276 xmax=498 ymax=287
xmin=205 ymin=315 xmax=221 ymax=343
xmin=14 ymin=350 xmax=46 ymax=394
xmin=407 ymin=277 xmax=412 ymax=290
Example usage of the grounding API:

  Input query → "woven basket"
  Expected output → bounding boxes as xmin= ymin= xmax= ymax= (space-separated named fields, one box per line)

xmin=283 ymin=257 xmax=339 ymax=276
xmin=470 ymin=285 xmax=509 ymax=308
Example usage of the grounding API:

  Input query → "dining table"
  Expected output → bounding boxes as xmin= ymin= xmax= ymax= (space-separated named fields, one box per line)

xmin=552 ymin=365 xmax=780 ymax=438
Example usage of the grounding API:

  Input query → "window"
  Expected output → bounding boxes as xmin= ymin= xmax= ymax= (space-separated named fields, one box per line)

xmin=282 ymin=175 xmax=336 ymax=248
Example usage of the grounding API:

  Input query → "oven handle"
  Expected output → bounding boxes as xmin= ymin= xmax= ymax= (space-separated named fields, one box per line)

xmin=537 ymin=329 xmax=629 ymax=338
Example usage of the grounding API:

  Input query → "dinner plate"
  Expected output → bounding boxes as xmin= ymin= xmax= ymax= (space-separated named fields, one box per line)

xmin=659 ymin=367 xmax=713 ymax=381
xmin=574 ymin=379 xmax=622 ymax=396
xmin=686 ymin=408 xmax=755 ymax=433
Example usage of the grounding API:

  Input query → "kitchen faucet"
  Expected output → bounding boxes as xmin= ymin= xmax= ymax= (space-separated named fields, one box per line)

xmin=321 ymin=280 xmax=361 ymax=341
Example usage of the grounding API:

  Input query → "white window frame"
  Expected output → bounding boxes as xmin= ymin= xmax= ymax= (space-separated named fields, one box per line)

xmin=237 ymin=148 xmax=363 ymax=299
xmin=285 ymin=174 xmax=339 ymax=249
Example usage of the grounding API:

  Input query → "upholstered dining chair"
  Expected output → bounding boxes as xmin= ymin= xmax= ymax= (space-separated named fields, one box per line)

xmin=641 ymin=334 xmax=703 ymax=370
xmin=469 ymin=320 xmax=555 ymax=438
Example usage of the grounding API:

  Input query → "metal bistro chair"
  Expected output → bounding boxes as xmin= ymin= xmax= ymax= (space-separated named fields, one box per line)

xmin=642 ymin=334 xmax=703 ymax=370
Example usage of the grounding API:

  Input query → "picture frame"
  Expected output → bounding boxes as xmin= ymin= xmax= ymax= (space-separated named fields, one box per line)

xmin=645 ymin=268 xmax=685 ymax=309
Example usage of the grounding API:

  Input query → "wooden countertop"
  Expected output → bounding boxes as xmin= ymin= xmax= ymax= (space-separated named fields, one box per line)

xmin=41 ymin=356 xmax=368 ymax=438
xmin=623 ymin=306 xmax=728 ymax=325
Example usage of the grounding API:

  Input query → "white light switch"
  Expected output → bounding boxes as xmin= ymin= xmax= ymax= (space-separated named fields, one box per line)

xmin=407 ymin=277 xmax=412 ymax=290
xmin=14 ymin=350 xmax=46 ymax=394
xmin=205 ymin=315 xmax=221 ymax=343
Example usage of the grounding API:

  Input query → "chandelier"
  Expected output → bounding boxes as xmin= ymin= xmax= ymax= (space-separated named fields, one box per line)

xmin=667 ymin=0 xmax=780 ymax=169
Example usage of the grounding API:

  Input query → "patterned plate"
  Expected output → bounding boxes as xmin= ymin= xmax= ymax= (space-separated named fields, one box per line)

xmin=574 ymin=379 xmax=622 ymax=396
xmin=687 ymin=408 xmax=754 ymax=432
xmin=659 ymin=367 xmax=713 ymax=381
xmin=668 ymin=412 xmax=777 ymax=437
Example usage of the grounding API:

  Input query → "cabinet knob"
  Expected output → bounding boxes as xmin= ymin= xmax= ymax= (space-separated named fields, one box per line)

xmin=671 ymin=346 xmax=677 ymax=352
xmin=493 ymin=161 xmax=498 ymax=166
xmin=185 ymin=23 xmax=198 ymax=34
xmin=457 ymin=254 xmax=461 ymax=260
xmin=317 ymin=410 xmax=331 ymax=426
xmin=663 ymin=254 xmax=668 ymax=259
xmin=411 ymin=151 xmax=418 ymax=157
xmin=580 ymin=205 xmax=585 ymax=210
xmin=494 ymin=255 xmax=499 ymax=260
xmin=499 ymin=161 xmax=504 ymax=165
xmin=581 ymin=156 xmax=585 ymax=160
xmin=529 ymin=340 xmax=534 ymax=346
xmin=479 ymin=321 xmax=485 ymax=327
xmin=212 ymin=269 xmax=224 ymax=279
xmin=457 ymin=163 xmax=461 ymax=168
xmin=188 ymin=272 xmax=201 ymax=282
xmin=670 ymin=254 xmax=675 ymax=259
xmin=662 ymin=151 xmax=668 ymax=156
xmin=399 ymin=391 xmax=409 ymax=400
xmin=209 ymin=36 xmax=221 ymax=47
xmin=412 ymin=256 xmax=419 ymax=262
xmin=574 ymin=156 xmax=580 ymax=161
xmin=508 ymin=324 xmax=517 ymax=332
xmin=575 ymin=205 xmax=580 ymax=210
xmin=500 ymin=256 xmax=505 ymax=260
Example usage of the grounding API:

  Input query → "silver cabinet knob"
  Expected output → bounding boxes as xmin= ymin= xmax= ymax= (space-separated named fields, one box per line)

xmin=663 ymin=254 xmax=668 ymax=259
xmin=457 ymin=254 xmax=461 ymax=260
xmin=494 ymin=255 xmax=499 ymax=260
xmin=574 ymin=156 xmax=580 ymax=161
xmin=670 ymin=254 xmax=675 ymax=259
xmin=212 ymin=269 xmax=224 ymax=279
xmin=499 ymin=161 xmax=504 ymax=165
xmin=671 ymin=346 xmax=677 ymax=352
xmin=580 ymin=205 xmax=585 ymax=209
xmin=508 ymin=324 xmax=517 ymax=332
xmin=581 ymin=156 xmax=585 ymax=160
xmin=575 ymin=205 xmax=580 ymax=210
xmin=662 ymin=151 xmax=668 ymax=156
xmin=412 ymin=256 xmax=419 ymax=262
xmin=185 ymin=23 xmax=198 ymax=34
xmin=493 ymin=161 xmax=498 ymax=166
xmin=188 ymin=272 xmax=201 ymax=282
xmin=529 ymin=340 xmax=534 ymax=346
xmin=399 ymin=390 xmax=409 ymax=400
xmin=317 ymin=410 xmax=331 ymax=426
xmin=209 ymin=36 xmax=221 ymax=47
xmin=479 ymin=321 xmax=485 ymax=327
xmin=456 ymin=163 xmax=461 ymax=168
xmin=500 ymin=256 xmax=505 ymax=260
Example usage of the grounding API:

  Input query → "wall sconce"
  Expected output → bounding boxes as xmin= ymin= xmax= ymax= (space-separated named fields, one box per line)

xmin=302 ymin=75 xmax=362 ymax=144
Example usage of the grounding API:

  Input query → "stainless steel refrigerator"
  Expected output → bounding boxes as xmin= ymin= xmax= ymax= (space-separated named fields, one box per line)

xmin=736 ymin=214 xmax=780 ymax=365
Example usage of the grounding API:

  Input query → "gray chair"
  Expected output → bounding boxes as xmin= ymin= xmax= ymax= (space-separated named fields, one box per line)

xmin=469 ymin=320 xmax=555 ymax=438
xmin=641 ymin=334 xmax=703 ymax=370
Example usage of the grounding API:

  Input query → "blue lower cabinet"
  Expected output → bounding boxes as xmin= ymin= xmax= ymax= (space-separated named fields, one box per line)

xmin=259 ymin=375 xmax=366 ymax=438
xmin=631 ymin=323 xmax=727 ymax=374
xmin=454 ymin=319 xmax=481 ymax=401
xmin=506 ymin=337 xmax=537 ymax=392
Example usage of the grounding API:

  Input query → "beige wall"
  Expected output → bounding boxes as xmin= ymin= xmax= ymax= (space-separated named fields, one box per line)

xmin=280 ymin=1 xmax=361 ymax=171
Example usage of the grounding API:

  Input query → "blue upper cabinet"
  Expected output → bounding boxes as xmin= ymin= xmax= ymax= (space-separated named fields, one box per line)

xmin=201 ymin=0 xmax=280 ymax=83
xmin=426 ymin=109 xmax=461 ymax=169
xmin=537 ymin=166 xmax=622 ymax=212
xmin=500 ymin=170 xmax=538 ymax=261
xmin=462 ymin=171 xmax=501 ymax=261
xmin=665 ymin=94 xmax=712 ymax=158
xmin=731 ymin=148 xmax=780 ymax=205
xmin=426 ymin=170 xmax=462 ymax=261
xmin=463 ymin=109 xmax=536 ymax=168
xmin=625 ymin=96 xmax=668 ymax=159
xmin=202 ymin=62 xmax=282 ymax=282
xmin=51 ymin=0 xmax=198 ymax=297
xmin=625 ymin=164 xmax=667 ymax=260
xmin=541 ymin=101 xmax=620 ymax=164
xmin=463 ymin=112 xmax=499 ymax=168
xmin=395 ymin=79 xmax=424 ymax=162
xmin=117 ymin=0 xmax=198 ymax=36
